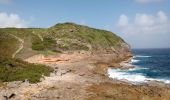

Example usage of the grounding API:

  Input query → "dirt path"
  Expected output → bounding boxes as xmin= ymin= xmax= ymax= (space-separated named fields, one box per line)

xmin=10 ymin=34 xmax=24 ymax=58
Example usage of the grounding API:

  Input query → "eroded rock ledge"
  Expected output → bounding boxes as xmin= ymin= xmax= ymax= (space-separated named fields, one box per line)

xmin=0 ymin=49 xmax=170 ymax=100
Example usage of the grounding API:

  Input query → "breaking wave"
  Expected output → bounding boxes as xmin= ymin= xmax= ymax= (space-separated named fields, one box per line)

xmin=130 ymin=59 xmax=140 ymax=64
xmin=108 ymin=68 xmax=170 ymax=84
xmin=133 ymin=55 xmax=152 ymax=58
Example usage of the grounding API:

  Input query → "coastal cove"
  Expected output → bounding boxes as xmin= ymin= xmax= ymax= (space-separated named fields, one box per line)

xmin=0 ymin=23 xmax=170 ymax=100
xmin=0 ymin=0 xmax=170 ymax=99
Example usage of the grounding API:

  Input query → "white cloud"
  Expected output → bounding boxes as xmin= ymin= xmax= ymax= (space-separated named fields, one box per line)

xmin=117 ymin=11 xmax=170 ymax=34
xmin=118 ymin=15 xmax=129 ymax=26
xmin=117 ymin=11 xmax=170 ymax=48
xmin=135 ymin=0 xmax=163 ymax=3
xmin=0 ymin=12 xmax=27 ymax=28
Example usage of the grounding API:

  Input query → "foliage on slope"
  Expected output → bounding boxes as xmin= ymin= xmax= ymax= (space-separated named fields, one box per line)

xmin=0 ymin=22 xmax=126 ymax=56
xmin=0 ymin=57 xmax=53 ymax=83
xmin=0 ymin=32 xmax=19 ymax=57
xmin=0 ymin=22 xmax=127 ymax=83
xmin=0 ymin=29 xmax=53 ymax=83
xmin=48 ymin=22 xmax=125 ymax=51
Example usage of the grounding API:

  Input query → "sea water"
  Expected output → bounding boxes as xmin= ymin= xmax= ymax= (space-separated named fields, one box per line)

xmin=108 ymin=48 xmax=170 ymax=84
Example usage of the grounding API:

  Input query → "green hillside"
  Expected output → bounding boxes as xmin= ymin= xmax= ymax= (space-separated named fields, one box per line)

xmin=0 ymin=22 xmax=125 ymax=58
xmin=0 ymin=22 xmax=126 ymax=83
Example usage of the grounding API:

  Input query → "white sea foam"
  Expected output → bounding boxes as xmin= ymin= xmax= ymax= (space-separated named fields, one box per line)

xmin=129 ymin=55 xmax=150 ymax=64
xmin=108 ymin=68 xmax=170 ymax=84
xmin=134 ymin=55 xmax=151 ymax=58
xmin=164 ymin=80 xmax=170 ymax=84
xmin=108 ymin=68 xmax=147 ymax=83
xmin=128 ymin=67 xmax=148 ymax=71
xmin=109 ymin=54 xmax=170 ymax=84
xmin=130 ymin=59 xmax=140 ymax=64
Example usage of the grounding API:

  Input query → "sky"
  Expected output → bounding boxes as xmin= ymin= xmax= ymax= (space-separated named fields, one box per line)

xmin=0 ymin=0 xmax=170 ymax=48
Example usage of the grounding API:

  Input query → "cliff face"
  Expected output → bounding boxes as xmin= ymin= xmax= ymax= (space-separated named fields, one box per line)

xmin=0 ymin=22 xmax=131 ymax=60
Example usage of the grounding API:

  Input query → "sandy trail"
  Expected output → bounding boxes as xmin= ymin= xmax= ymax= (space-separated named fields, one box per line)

xmin=10 ymin=34 xmax=24 ymax=58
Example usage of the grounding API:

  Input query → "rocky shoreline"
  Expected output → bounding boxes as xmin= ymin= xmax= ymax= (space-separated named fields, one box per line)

xmin=0 ymin=51 xmax=170 ymax=100
xmin=108 ymin=57 xmax=170 ymax=85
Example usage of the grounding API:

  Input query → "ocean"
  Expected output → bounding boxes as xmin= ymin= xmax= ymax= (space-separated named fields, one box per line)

xmin=108 ymin=48 xmax=170 ymax=84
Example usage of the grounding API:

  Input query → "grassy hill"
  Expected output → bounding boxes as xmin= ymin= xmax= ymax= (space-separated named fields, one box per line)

xmin=0 ymin=22 xmax=127 ymax=83
xmin=0 ymin=22 xmax=125 ymax=58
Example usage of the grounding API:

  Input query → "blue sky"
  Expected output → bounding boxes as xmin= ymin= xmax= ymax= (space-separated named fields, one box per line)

xmin=0 ymin=0 xmax=170 ymax=48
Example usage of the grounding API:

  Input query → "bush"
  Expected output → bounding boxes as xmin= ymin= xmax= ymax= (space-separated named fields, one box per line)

xmin=31 ymin=35 xmax=56 ymax=51
xmin=0 ymin=57 xmax=53 ymax=83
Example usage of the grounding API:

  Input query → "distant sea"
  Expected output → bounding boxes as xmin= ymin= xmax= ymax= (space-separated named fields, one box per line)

xmin=108 ymin=48 xmax=170 ymax=84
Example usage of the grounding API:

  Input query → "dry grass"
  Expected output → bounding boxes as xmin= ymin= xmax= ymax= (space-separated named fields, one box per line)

xmin=86 ymin=82 xmax=170 ymax=100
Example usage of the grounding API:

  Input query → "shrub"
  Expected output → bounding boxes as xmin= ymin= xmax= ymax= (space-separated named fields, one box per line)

xmin=0 ymin=57 xmax=53 ymax=83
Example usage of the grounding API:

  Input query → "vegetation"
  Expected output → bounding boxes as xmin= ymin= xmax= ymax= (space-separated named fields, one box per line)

xmin=0 ymin=57 xmax=53 ymax=83
xmin=0 ymin=22 xmax=125 ymax=54
xmin=0 ymin=32 xmax=19 ymax=57
xmin=31 ymin=33 xmax=56 ymax=50
xmin=0 ymin=22 xmax=126 ymax=83
xmin=49 ymin=22 xmax=124 ymax=51
xmin=0 ymin=29 xmax=53 ymax=83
